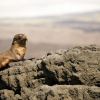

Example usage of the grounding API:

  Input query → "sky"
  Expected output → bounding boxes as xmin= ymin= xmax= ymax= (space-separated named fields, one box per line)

xmin=0 ymin=0 xmax=100 ymax=18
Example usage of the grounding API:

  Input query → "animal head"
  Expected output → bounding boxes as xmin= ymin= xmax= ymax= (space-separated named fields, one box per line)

xmin=12 ymin=34 xmax=28 ymax=46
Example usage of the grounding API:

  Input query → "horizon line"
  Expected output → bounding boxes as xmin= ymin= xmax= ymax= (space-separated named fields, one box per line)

xmin=0 ymin=10 xmax=100 ymax=19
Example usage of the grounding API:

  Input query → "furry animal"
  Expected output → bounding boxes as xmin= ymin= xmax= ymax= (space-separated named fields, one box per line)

xmin=0 ymin=34 xmax=27 ymax=69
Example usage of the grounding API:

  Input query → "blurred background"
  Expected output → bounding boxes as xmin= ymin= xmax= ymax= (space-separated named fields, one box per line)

xmin=0 ymin=0 xmax=100 ymax=58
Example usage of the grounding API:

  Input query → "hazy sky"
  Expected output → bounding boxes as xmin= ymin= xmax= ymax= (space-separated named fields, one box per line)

xmin=0 ymin=0 xmax=100 ymax=17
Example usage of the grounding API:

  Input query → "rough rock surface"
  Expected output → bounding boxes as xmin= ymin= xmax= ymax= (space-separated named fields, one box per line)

xmin=0 ymin=45 xmax=100 ymax=100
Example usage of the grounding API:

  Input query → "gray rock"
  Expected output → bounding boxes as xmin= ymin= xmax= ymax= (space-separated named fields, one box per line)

xmin=0 ymin=45 xmax=100 ymax=100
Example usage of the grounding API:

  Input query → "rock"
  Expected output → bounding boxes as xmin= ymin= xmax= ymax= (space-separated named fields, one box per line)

xmin=0 ymin=90 xmax=16 ymax=100
xmin=0 ymin=45 xmax=100 ymax=100
xmin=32 ymin=85 xmax=100 ymax=100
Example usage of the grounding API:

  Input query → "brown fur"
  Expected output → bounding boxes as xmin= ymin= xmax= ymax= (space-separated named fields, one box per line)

xmin=0 ymin=34 xmax=27 ymax=69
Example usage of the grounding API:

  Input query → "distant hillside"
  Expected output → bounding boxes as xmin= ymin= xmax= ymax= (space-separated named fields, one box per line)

xmin=0 ymin=11 xmax=100 ymax=54
xmin=54 ymin=11 xmax=100 ymax=32
xmin=0 ymin=11 xmax=100 ymax=32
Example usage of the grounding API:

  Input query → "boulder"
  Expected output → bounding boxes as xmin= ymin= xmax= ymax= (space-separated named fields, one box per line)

xmin=0 ymin=45 xmax=100 ymax=100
